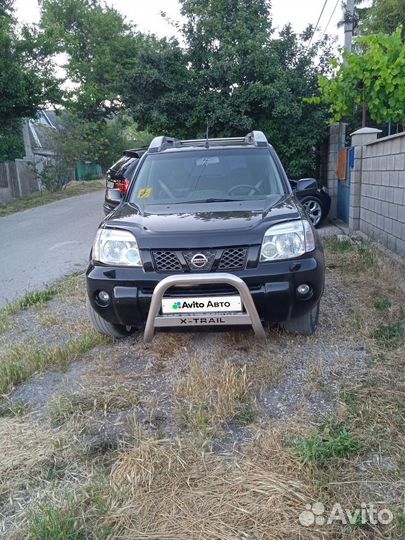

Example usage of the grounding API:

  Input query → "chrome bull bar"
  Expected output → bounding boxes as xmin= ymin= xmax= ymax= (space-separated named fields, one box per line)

xmin=143 ymin=273 xmax=266 ymax=343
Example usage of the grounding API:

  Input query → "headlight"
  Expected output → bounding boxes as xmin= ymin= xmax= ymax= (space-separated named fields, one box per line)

xmin=260 ymin=220 xmax=315 ymax=262
xmin=93 ymin=228 xmax=142 ymax=266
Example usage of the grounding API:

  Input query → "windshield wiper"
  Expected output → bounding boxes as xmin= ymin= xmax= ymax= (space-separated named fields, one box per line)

xmin=184 ymin=198 xmax=244 ymax=204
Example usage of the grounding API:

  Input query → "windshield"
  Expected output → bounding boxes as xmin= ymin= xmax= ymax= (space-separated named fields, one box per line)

xmin=129 ymin=148 xmax=286 ymax=205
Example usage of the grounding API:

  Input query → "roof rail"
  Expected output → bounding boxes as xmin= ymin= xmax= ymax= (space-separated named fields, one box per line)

xmin=147 ymin=130 xmax=268 ymax=152
xmin=148 ymin=136 xmax=180 ymax=153
xmin=244 ymin=130 xmax=268 ymax=147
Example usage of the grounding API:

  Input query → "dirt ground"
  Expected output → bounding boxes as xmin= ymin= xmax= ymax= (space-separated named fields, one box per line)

xmin=0 ymin=233 xmax=404 ymax=540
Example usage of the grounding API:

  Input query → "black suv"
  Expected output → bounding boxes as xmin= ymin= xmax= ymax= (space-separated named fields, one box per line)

xmin=87 ymin=131 xmax=325 ymax=342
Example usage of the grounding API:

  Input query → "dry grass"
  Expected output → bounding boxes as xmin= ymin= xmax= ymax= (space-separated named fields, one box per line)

xmin=48 ymin=384 xmax=140 ymax=426
xmin=1 ymin=236 xmax=404 ymax=540
xmin=108 ymin=430 xmax=318 ymax=540
xmin=175 ymin=359 xmax=253 ymax=436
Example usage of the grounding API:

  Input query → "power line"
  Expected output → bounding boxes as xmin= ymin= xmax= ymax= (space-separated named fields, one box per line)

xmin=307 ymin=0 xmax=330 ymax=48
xmin=324 ymin=0 xmax=340 ymax=35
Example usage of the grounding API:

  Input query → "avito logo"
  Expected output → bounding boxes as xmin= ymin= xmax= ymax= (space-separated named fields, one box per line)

xmin=172 ymin=299 xmax=231 ymax=310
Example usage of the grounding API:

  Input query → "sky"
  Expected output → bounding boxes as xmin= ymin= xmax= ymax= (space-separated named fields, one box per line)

xmin=14 ymin=0 xmax=346 ymax=46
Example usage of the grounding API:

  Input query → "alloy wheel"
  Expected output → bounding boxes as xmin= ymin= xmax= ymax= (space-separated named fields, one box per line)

xmin=303 ymin=199 xmax=322 ymax=226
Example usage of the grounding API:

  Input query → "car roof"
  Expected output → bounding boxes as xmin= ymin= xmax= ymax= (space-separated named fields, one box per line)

xmin=146 ymin=131 xmax=270 ymax=155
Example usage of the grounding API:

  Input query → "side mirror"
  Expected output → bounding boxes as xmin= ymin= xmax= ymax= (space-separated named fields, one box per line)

xmin=296 ymin=178 xmax=318 ymax=192
xmin=106 ymin=188 xmax=122 ymax=205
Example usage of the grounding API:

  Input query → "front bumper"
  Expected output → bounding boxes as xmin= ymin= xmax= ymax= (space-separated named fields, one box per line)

xmin=86 ymin=249 xmax=325 ymax=329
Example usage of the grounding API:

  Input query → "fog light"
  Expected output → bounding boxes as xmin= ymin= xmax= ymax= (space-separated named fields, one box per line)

xmin=297 ymin=284 xmax=310 ymax=296
xmin=97 ymin=290 xmax=110 ymax=306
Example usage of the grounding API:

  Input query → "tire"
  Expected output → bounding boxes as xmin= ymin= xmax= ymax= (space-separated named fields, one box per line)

xmin=300 ymin=196 xmax=323 ymax=228
xmin=281 ymin=302 xmax=320 ymax=336
xmin=86 ymin=299 xmax=135 ymax=338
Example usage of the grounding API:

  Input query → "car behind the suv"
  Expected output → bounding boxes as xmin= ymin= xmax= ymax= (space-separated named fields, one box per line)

xmin=87 ymin=131 xmax=325 ymax=342
xmin=103 ymin=148 xmax=146 ymax=215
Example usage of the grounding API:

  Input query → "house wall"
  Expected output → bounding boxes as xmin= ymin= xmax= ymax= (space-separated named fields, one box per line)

xmin=350 ymin=131 xmax=405 ymax=258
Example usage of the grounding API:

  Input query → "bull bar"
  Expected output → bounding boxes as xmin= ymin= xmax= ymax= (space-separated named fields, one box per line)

xmin=143 ymin=272 xmax=266 ymax=343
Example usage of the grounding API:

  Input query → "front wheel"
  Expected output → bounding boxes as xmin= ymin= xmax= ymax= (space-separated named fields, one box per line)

xmin=301 ymin=196 xmax=323 ymax=228
xmin=281 ymin=302 xmax=320 ymax=336
xmin=86 ymin=300 xmax=135 ymax=338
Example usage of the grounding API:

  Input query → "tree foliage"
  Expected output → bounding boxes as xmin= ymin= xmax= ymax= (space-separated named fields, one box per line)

xmin=356 ymin=0 xmax=405 ymax=38
xmin=39 ymin=0 xmax=141 ymax=119
xmin=310 ymin=29 xmax=405 ymax=126
xmin=0 ymin=0 xmax=59 ymax=160
xmin=133 ymin=0 xmax=335 ymax=177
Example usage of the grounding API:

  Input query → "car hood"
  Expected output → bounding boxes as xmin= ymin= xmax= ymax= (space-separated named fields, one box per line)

xmin=103 ymin=195 xmax=303 ymax=249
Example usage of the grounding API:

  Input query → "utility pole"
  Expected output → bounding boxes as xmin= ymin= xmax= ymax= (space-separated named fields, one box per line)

xmin=344 ymin=0 xmax=355 ymax=52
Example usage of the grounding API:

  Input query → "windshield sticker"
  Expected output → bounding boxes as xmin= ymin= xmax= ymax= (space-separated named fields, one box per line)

xmin=137 ymin=188 xmax=153 ymax=199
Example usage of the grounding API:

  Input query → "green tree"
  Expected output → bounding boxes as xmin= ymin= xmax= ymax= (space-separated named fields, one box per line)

xmin=310 ymin=29 xmax=405 ymax=127
xmin=40 ymin=0 xmax=141 ymax=119
xmin=0 ymin=0 xmax=59 ymax=160
xmin=137 ymin=0 xmax=335 ymax=177
xmin=122 ymin=34 xmax=194 ymax=138
xmin=355 ymin=0 xmax=405 ymax=38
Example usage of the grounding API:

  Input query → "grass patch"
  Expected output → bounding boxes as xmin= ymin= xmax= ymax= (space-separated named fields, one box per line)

xmin=0 ymin=309 xmax=10 ymax=333
xmin=0 ymin=288 xmax=58 ymax=333
xmin=0 ymin=400 xmax=26 ymax=417
xmin=373 ymin=297 xmax=391 ymax=311
xmin=0 ymin=273 xmax=84 ymax=334
xmin=324 ymin=236 xmax=376 ymax=273
xmin=290 ymin=427 xmax=363 ymax=465
xmin=14 ymin=288 xmax=59 ymax=311
xmin=48 ymin=385 xmax=140 ymax=426
xmin=373 ymin=321 xmax=404 ymax=350
xmin=232 ymin=401 xmax=257 ymax=426
xmin=29 ymin=498 xmax=85 ymax=540
xmin=323 ymin=236 xmax=354 ymax=253
xmin=175 ymin=360 xmax=251 ymax=436
xmin=0 ymin=179 xmax=104 ymax=218
xmin=0 ymin=331 xmax=108 ymax=394
xmin=353 ymin=310 xmax=364 ymax=330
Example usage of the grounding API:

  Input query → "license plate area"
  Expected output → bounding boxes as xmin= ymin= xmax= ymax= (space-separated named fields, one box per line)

xmin=161 ymin=295 xmax=242 ymax=314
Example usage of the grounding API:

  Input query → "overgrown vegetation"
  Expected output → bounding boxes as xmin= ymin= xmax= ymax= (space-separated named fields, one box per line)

xmin=309 ymin=28 xmax=405 ymax=127
xmin=323 ymin=236 xmax=376 ymax=273
xmin=48 ymin=386 xmax=140 ymax=426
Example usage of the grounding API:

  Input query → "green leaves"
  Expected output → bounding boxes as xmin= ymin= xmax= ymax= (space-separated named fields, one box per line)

xmin=313 ymin=28 xmax=405 ymax=126
xmin=0 ymin=5 xmax=59 ymax=160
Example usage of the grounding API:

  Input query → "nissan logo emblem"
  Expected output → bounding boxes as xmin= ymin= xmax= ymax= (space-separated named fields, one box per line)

xmin=190 ymin=253 xmax=208 ymax=268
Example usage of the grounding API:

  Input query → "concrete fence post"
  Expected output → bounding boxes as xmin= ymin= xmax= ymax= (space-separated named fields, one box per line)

xmin=349 ymin=127 xmax=382 ymax=231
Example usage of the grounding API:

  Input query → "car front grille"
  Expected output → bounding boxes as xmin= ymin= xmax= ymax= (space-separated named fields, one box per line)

xmin=151 ymin=250 xmax=182 ymax=272
xmin=218 ymin=247 xmax=247 ymax=270
xmin=150 ymin=247 xmax=248 ymax=273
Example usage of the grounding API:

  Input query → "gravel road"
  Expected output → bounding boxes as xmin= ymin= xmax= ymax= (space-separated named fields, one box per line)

xmin=0 ymin=190 xmax=104 ymax=308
